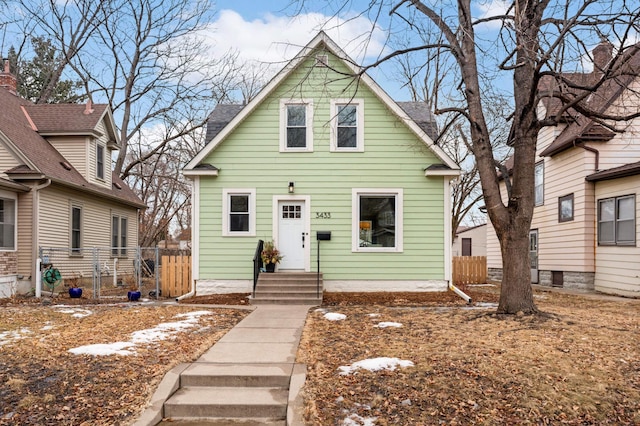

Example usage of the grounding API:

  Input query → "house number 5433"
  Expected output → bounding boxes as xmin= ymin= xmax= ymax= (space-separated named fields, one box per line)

xmin=315 ymin=212 xmax=331 ymax=219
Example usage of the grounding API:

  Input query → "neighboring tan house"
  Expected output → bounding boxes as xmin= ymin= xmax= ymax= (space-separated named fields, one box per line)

xmin=184 ymin=32 xmax=460 ymax=294
xmin=0 ymin=60 xmax=145 ymax=296
xmin=487 ymin=42 xmax=640 ymax=297
xmin=452 ymin=224 xmax=487 ymax=257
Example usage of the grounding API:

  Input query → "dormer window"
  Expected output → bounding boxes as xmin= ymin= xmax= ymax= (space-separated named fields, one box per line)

xmin=96 ymin=144 xmax=105 ymax=180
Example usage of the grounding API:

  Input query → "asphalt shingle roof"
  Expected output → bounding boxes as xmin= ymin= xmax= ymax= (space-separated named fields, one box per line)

xmin=0 ymin=88 xmax=144 ymax=208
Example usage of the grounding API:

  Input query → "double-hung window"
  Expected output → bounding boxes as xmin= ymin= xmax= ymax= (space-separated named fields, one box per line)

xmin=534 ymin=161 xmax=544 ymax=206
xmin=352 ymin=188 xmax=403 ymax=252
xmin=223 ymin=189 xmax=256 ymax=236
xmin=112 ymin=215 xmax=128 ymax=256
xmin=71 ymin=205 xmax=82 ymax=254
xmin=280 ymin=100 xmax=313 ymax=152
xmin=0 ymin=197 xmax=16 ymax=250
xmin=598 ymin=195 xmax=635 ymax=246
xmin=558 ymin=193 xmax=574 ymax=222
xmin=96 ymin=144 xmax=105 ymax=180
xmin=331 ymin=99 xmax=364 ymax=152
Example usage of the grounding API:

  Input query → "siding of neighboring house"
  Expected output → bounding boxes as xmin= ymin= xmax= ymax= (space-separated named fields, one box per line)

xmin=47 ymin=136 xmax=89 ymax=179
xmin=197 ymin=51 xmax=446 ymax=288
xmin=452 ymin=224 xmax=487 ymax=257
xmin=38 ymin=184 xmax=139 ymax=250
xmin=0 ymin=144 xmax=20 ymax=179
xmin=17 ymin=190 xmax=33 ymax=281
xmin=487 ymin=121 xmax=598 ymax=288
xmin=593 ymin=176 xmax=640 ymax=297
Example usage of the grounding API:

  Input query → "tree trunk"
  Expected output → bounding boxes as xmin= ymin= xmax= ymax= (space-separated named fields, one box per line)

xmin=497 ymin=226 xmax=537 ymax=314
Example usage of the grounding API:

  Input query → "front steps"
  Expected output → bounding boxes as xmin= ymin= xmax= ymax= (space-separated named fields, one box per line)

xmin=251 ymin=272 xmax=323 ymax=305
xmin=162 ymin=363 xmax=290 ymax=424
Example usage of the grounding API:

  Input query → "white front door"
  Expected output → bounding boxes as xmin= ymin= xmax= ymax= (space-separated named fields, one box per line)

xmin=277 ymin=200 xmax=306 ymax=270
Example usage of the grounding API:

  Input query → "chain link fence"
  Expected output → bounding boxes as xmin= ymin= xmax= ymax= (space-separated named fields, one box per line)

xmin=38 ymin=246 xmax=190 ymax=300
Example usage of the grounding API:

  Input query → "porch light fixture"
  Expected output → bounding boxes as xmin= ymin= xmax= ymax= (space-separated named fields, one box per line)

xmin=288 ymin=182 xmax=295 ymax=193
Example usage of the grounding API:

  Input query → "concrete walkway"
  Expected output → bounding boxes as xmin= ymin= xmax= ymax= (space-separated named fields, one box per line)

xmin=135 ymin=304 xmax=311 ymax=426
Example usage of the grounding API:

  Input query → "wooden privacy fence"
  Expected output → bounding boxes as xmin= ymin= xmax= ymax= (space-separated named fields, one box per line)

xmin=161 ymin=255 xmax=191 ymax=297
xmin=452 ymin=256 xmax=487 ymax=285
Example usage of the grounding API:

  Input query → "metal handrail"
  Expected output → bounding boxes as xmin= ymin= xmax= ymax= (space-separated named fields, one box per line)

xmin=252 ymin=239 xmax=264 ymax=297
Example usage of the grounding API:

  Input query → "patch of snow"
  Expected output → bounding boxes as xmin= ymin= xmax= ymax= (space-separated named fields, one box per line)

xmin=342 ymin=413 xmax=377 ymax=425
xmin=69 ymin=342 xmax=135 ymax=356
xmin=324 ymin=312 xmax=346 ymax=321
xmin=338 ymin=357 xmax=414 ymax=375
xmin=368 ymin=313 xmax=380 ymax=317
xmin=0 ymin=328 xmax=31 ymax=346
xmin=69 ymin=310 xmax=214 ymax=356
xmin=56 ymin=308 xmax=93 ymax=318
xmin=374 ymin=322 xmax=402 ymax=328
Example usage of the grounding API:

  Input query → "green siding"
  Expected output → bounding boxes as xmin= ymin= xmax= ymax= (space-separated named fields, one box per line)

xmin=197 ymin=48 xmax=447 ymax=282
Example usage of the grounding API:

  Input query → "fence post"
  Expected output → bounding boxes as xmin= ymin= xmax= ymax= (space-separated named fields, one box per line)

xmin=154 ymin=247 xmax=160 ymax=299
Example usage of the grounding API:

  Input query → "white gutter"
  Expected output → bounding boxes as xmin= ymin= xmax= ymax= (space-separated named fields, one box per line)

xmin=33 ymin=179 xmax=52 ymax=298
xmin=449 ymin=281 xmax=472 ymax=304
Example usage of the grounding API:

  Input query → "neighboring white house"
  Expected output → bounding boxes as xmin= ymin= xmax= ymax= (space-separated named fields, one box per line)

xmin=452 ymin=224 xmax=487 ymax=257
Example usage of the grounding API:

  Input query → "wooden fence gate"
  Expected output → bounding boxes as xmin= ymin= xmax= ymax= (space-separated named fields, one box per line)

xmin=161 ymin=255 xmax=191 ymax=297
xmin=452 ymin=256 xmax=487 ymax=285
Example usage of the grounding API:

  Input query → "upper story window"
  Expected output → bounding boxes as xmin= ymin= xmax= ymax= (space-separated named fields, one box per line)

xmin=558 ymin=193 xmax=574 ymax=222
xmin=71 ymin=205 xmax=82 ymax=255
xmin=0 ymin=197 xmax=16 ymax=251
xmin=352 ymin=188 xmax=403 ymax=252
xmin=280 ymin=99 xmax=313 ymax=152
xmin=534 ymin=161 xmax=544 ymax=206
xmin=598 ymin=195 xmax=635 ymax=246
xmin=331 ymin=99 xmax=364 ymax=152
xmin=96 ymin=144 xmax=105 ymax=180
xmin=222 ymin=189 xmax=256 ymax=236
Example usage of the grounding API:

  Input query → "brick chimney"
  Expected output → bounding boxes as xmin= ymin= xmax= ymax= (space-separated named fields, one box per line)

xmin=0 ymin=58 xmax=17 ymax=94
xmin=593 ymin=41 xmax=613 ymax=73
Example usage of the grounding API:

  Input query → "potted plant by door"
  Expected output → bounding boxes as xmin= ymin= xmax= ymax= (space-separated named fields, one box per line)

xmin=261 ymin=241 xmax=283 ymax=272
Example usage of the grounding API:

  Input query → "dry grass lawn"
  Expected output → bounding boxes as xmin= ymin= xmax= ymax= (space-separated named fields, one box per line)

xmin=298 ymin=287 xmax=640 ymax=425
xmin=0 ymin=286 xmax=639 ymax=425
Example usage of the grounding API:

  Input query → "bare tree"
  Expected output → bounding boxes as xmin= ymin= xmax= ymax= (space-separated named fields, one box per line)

xmin=306 ymin=0 xmax=640 ymax=313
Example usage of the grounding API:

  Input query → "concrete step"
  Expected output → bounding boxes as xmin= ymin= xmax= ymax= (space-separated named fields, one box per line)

xmin=253 ymin=290 xmax=320 ymax=298
xmin=250 ymin=297 xmax=321 ymax=305
xmin=164 ymin=386 xmax=287 ymax=419
xmin=159 ymin=419 xmax=285 ymax=425
xmin=256 ymin=283 xmax=319 ymax=290
xmin=180 ymin=363 xmax=293 ymax=388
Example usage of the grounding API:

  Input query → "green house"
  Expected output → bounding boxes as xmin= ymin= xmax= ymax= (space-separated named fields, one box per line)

xmin=183 ymin=32 xmax=460 ymax=296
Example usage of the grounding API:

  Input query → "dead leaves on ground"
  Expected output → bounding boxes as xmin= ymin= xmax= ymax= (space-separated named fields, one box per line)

xmin=0 ymin=303 xmax=249 ymax=425
xmin=299 ymin=289 xmax=640 ymax=425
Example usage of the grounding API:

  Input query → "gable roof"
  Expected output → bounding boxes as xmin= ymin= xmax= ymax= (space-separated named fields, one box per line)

xmin=186 ymin=31 xmax=458 ymax=172
xmin=204 ymin=101 xmax=440 ymax=145
xmin=0 ymin=88 xmax=144 ymax=208
xmin=539 ymin=43 xmax=640 ymax=157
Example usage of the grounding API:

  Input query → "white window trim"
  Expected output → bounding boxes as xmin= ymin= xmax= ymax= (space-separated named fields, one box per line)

xmin=96 ymin=143 xmax=105 ymax=180
xmin=352 ymin=188 xmax=403 ymax=252
xmin=111 ymin=212 xmax=129 ymax=257
xmin=222 ymin=188 xmax=256 ymax=237
xmin=0 ymin=190 xmax=17 ymax=252
xmin=70 ymin=203 xmax=83 ymax=255
xmin=331 ymin=98 xmax=364 ymax=152
xmin=279 ymin=99 xmax=314 ymax=152
xmin=534 ymin=161 xmax=544 ymax=206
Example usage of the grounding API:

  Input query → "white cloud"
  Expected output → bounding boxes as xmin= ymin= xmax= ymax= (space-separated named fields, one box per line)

xmin=200 ymin=10 xmax=387 ymax=66
xmin=474 ymin=0 xmax=511 ymax=29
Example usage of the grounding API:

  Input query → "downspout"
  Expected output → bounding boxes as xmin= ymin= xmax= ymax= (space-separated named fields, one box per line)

xmin=176 ymin=175 xmax=199 ymax=302
xmin=576 ymin=141 xmax=599 ymax=171
xmin=33 ymin=179 xmax=52 ymax=298
xmin=449 ymin=281 xmax=472 ymax=304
